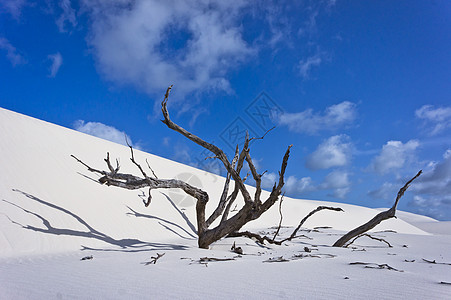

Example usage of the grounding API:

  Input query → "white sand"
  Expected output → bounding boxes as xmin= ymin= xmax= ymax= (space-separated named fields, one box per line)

xmin=1 ymin=107 xmax=450 ymax=299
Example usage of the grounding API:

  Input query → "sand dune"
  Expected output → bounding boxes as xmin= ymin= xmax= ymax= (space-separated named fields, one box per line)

xmin=1 ymin=107 xmax=450 ymax=299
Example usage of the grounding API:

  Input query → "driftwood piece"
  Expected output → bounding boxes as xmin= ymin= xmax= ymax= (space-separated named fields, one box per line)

xmin=422 ymin=258 xmax=451 ymax=266
xmin=263 ymin=256 xmax=289 ymax=263
xmin=333 ymin=170 xmax=422 ymax=247
xmin=349 ymin=262 xmax=403 ymax=272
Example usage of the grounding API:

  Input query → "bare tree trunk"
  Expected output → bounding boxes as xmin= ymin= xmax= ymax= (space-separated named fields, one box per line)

xmin=73 ymin=85 xmax=292 ymax=249
xmin=333 ymin=170 xmax=422 ymax=247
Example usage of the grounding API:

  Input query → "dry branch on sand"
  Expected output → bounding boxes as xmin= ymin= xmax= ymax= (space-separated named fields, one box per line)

xmin=333 ymin=171 xmax=422 ymax=247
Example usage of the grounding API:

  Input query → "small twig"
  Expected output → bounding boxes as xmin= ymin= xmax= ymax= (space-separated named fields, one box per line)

xmin=125 ymin=134 xmax=148 ymax=178
xmin=143 ymin=253 xmax=165 ymax=265
xmin=263 ymin=256 xmax=289 ymax=263
xmin=145 ymin=159 xmax=158 ymax=179
xmin=422 ymin=258 xmax=451 ymax=266
xmin=250 ymin=126 xmax=276 ymax=141
xmin=71 ymin=155 xmax=104 ymax=175
xmin=80 ymin=255 xmax=93 ymax=261
xmin=314 ymin=226 xmax=332 ymax=230
xmin=440 ymin=281 xmax=451 ymax=285
xmin=231 ymin=242 xmax=243 ymax=255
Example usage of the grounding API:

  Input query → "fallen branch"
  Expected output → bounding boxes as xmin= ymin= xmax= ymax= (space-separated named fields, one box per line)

xmin=345 ymin=233 xmax=393 ymax=248
xmin=263 ymin=256 xmax=289 ymax=263
xmin=230 ymin=205 xmax=343 ymax=245
xmin=333 ymin=170 xmax=422 ymax=247
xmin=200 ymin=257 xmax=237 ymax=262
xmin=349 ymin=262 xmax=403 ymax=272
xmin=422 ymin=258 xmax=451 ymax=266
xmin=285 ymin=206 xmax=343 ymax=243
xmin=292 ymin=253 xmax=336 ymax=260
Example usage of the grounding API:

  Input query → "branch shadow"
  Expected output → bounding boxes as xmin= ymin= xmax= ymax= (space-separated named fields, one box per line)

xmin=5 ymin=189 xmax=188 ymax=252
xmin=159 ymin=192 xmax=197 ymax=235
xmin=126 ymin=206 xmax=197 ymax=240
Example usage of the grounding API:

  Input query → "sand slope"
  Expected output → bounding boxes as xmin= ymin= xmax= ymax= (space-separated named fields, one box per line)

xmin=1 ymin=107 xmax=450 ymax=299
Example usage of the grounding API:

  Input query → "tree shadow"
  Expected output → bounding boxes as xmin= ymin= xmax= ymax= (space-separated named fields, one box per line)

xmin=4 ymin=189 xmax=188 ymax=252
xmin=126 ymin=206 xmax=197 ymax=240
xmin=160 ymin=192 xmax=197 ymax=235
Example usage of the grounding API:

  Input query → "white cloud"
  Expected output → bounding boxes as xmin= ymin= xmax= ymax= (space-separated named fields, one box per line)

xmin=73 ymin=120 xmax=135 ymax=147
xmin=407 ymin=149 xmax=451 ymax=220
xmin=278 ymin=101 xmax=357 ymax=134
xmin=415 ymin=104 xmax=451 ymax=135
xmin=55 ymin=0 xmax=77 ymax=32
xmin=262 ymin=172 xmax=314 ymax=195
xmin=367 ymin=182 xmax=396 ymax=200
xmin=0 ymin=37 xmax=26 ymax=66
xmin=306 ymin=134 xmax=352 ymax=170
xmin=298 ymin=52 xmax=323 ymax=79
xmin=261 ymin=172 xmax=278 ymax=190
xmin=408 ymin=195 xmax=450 ymax=220
xmin=412 ymin=149 xmax=451 ymax=195
xmin=369 ymin=140 xmax=419 ymax=174
xmin=319 ymin=170 xmax=350 ymax=199
xmin=0 ymin=0 xmax=27 ymax=19
xmin=48 ymin=52 xmax=63 ymax=77
xmin=285 ymin=175 xmax=314 ymax=195
xmin=80 ymin=0 xmax=253 ymax=105
xmin=263 ymin=169 xmax=351 ymax=199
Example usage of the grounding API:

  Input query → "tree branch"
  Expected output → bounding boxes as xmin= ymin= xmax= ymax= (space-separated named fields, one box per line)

xmin=333 ymin=170 xmax=422 ymax=247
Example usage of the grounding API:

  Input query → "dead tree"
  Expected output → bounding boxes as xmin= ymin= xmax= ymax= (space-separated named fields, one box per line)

xmin=333 ymin=170 xmax=422 ymax=247
xmin=73 ymin=85 xmax=292 ymax=249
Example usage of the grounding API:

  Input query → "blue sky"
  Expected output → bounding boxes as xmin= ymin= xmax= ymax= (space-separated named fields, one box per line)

xmin=1 ymin=0 xmax=451 ymax=220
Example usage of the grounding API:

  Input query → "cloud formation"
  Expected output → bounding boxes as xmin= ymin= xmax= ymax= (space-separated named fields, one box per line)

xmin=73 ymin=120 xmax=135 ymax=148
xmin=298 ymin=52 xmax=324 ymax=79
xmin=306 ymin=134 xmax=352 ymax=170
xmin=0 ymin=37 xmax=26 ymax=66
xmin=0 ymin=0 xmax=27 ymax=19
xmin=80 ymin=0 xmax=253 ymax=103
xmin=415 ymin=104 xmax=451 ymax=135
xmin=369 ymin=140 xmax=419 ymax=174
xmin=262 ymin=169 xmax=350 ymax=199
xmin=410 ymin=150 xmax=451 ymax=218
xmin=262 ymin=172 xmax=314 ymax=196
xmin=48 ymin=52 xmax=63 ymax=77
xmin=278 ymin=101 xmax=357 ymax=134
xmin=319 ymin=170 xmax=350 ymax=199
xmin=55 ymin=0 xmax=77 ymax=32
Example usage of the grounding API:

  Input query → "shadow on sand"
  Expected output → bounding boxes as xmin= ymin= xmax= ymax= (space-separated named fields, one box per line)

xmin=4 ymin=189 xmax=189 ymax=252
